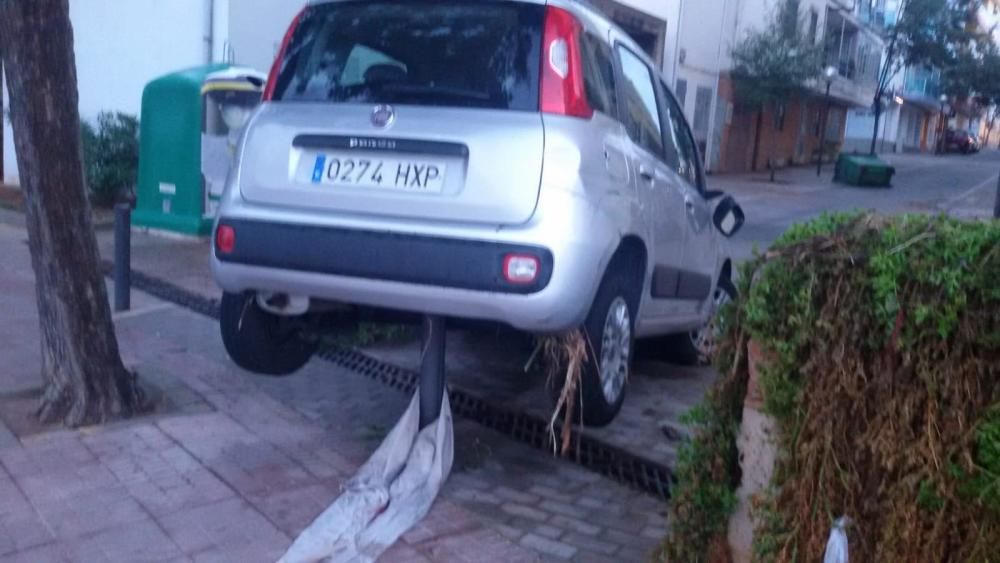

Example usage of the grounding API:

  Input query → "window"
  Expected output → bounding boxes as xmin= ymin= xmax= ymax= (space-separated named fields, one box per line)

xmin=271 ymin=1 xmax=543 ymax=111
xmin=660 ymin=82 xmax=703 ymax=190
xmin=615 ymin=46 xmax=664 ymax=158
xmin=581 ymin=33 xmax=618 ymax=119
xmin=675 ymin=79 xmax=688 ymax=110
xmin=692 ymin=86 xmax=713 ymax=138
xmin=808 ymin=10 xmax=819 ymax=44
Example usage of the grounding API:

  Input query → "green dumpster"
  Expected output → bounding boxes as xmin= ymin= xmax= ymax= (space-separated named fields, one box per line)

xmin=134 ymin=65 xmax=264 ymax=236
xmin=833 ymin=154 xmax=895 ymax=188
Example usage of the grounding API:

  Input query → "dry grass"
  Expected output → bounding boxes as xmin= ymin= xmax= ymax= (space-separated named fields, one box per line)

xmin=541 ymin=330 xmax=588 ymax=456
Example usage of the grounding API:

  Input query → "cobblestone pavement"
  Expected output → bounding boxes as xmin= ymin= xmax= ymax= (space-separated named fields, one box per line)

xmin=1 ymin=222 xmax=667 ymax=562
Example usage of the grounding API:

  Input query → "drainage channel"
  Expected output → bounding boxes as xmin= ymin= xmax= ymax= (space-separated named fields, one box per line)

xmin=106 ymin=263 xmax=675 ymax=501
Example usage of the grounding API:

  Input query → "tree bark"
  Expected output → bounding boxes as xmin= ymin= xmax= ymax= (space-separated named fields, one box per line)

xmin=751 ymin=109 xmax=764 ymax=172
xmin=0 ymin=0 xmax=144 ymax=427
xmin=870 ymin=99 xmax=883 ymax=155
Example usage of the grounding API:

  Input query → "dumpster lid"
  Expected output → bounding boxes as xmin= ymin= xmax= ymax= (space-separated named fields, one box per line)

xmin=203 ymin=67 xmax=266 ymax=94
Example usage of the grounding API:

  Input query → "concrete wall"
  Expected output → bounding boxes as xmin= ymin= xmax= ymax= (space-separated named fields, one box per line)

xmin=3 ymin=0 xmax=210 ymax=185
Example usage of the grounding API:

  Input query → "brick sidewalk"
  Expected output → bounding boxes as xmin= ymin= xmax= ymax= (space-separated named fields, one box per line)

xmin=1 ymin=222 xmax=667 ymax=562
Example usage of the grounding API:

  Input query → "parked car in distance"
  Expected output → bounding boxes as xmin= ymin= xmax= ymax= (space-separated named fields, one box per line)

xmin=210 ymin=0 xmax=745 ymax=426
xmin=943 ymin=128 xmax=980 ymax=154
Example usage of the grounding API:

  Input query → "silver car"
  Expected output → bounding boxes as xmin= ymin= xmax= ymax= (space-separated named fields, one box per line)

xmin=211 ymin=0 xmax=744 ymax=426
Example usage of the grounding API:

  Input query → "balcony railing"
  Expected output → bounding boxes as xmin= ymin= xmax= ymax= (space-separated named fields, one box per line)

xmin=902 ymin=68 xmax=941 ymax=101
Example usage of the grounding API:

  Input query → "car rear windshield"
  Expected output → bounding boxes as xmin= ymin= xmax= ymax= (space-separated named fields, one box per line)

xmin=271 ymin=1 xmax=544 ymax=111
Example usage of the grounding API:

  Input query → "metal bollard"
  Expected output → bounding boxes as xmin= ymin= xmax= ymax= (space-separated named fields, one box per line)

xmin=114 ymin=203 xmax=131 ymax=312
xmin=418 ymin=315 xmax=446 ymax=429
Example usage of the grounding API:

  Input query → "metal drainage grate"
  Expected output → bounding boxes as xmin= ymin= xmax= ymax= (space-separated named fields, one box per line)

xmin=108 ymin=262 xmax=675 ymax=501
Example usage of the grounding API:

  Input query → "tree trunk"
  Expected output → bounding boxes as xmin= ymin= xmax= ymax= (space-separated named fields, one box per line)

xmin=869 ymin=98 xmax=883 ymax=156
xmin=751 ymin=109 xmax=764 ymax=172
xmin=0 ymin=0 xmax=144 ymax=427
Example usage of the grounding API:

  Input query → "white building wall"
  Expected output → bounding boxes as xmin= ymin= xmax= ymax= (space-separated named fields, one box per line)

xmin=3 ymin=0 xmax=209 ymax=185
xmin=226 ymin=0 xmax=307 ymax=74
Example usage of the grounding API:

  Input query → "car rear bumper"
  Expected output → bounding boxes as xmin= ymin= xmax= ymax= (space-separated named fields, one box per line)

xmin=210 ymin=206 xmax=610 ymax=333
xmin=215 ymin=218 xmax=555 ymax=295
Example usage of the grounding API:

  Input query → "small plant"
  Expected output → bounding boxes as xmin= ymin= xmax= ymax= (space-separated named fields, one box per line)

xmin=80 ymin=112 xmax=139 ymax=206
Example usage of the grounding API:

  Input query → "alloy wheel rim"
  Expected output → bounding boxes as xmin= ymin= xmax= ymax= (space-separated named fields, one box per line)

xmin=599 ymin=297 xmax=631 ymax=404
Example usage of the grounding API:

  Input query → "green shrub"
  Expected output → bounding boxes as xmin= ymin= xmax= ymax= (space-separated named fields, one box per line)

xmin=80 ymin=112 xmax=139 ymax=206
xmin=660 ymin=213 xmax=999 ymax=562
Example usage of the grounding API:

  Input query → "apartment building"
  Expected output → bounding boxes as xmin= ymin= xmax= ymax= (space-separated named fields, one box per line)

xmin=668 ymin=0 xmax=887 ymax=173
xmin=843 ymin=64 xmax=945 ymax=153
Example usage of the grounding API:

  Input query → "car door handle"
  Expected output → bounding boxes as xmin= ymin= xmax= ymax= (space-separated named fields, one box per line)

xmin=638 ymin=166 xmax=655 ymax=184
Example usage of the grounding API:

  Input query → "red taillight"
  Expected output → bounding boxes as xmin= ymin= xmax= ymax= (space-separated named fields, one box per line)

xmin=216 ymin=225 xmax=235 ymax=255
xmin=262 ymin=8 xmax=306 ymax=102
xmin=503 ymin=254 xmax=540 ymax=285
xmin=539 ymin=6 xmax=592 ymax=119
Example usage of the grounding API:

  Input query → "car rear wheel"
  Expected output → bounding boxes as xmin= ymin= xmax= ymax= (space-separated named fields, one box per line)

xmin=549 ymin=264 xmax=639 ymax=427
xmin=662 ymin=278 xmax=736 ymax=366
xmin=220 ymin=291 xmax=317 ymax=376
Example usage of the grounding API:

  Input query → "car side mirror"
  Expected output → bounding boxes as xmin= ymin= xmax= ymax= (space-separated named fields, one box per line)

xmin=713 ymin=195 xmax=745 ymax=238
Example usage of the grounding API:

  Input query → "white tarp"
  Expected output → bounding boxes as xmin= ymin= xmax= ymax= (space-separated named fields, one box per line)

xmin=279 ymin=389 xmax=454 ymax=563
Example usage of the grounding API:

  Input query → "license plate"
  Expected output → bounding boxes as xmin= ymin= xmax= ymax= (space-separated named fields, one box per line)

xmin=310 ymin=154 xmax=446 ymax=193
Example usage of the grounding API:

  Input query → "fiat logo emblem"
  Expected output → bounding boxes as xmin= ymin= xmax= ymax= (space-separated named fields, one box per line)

xmin=371 ymin=104 xmax=395 ymax=128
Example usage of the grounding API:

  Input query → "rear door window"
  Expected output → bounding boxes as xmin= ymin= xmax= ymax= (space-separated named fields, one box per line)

xmin=271 ymin=1 xmax=543 ymax=111
xmin=581 ymin=33 xmax=618 ymax=119
xmin=615 ymin=46 xmax=664 ymax=158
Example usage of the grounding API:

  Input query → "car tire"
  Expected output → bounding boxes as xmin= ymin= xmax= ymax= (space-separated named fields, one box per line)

xmin=219 ymin=291 xmax=317 ymax=376
xmin=549 ymin=261 xmax=640 ymax=428
xmin=661 ymin=277 xmax=737 ymax=366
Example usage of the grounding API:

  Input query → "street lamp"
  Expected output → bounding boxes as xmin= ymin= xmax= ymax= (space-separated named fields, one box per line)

xmin=937 ymin=94 xmax=948 ymax=154
xmin=817 ymin=65 xmax=838 ymax=177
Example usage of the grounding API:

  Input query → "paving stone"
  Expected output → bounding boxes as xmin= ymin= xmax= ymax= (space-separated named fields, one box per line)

xmin=527 ymin=485 xmax=576 ymax=504
xmin=494 ymin=523 xmax=525 ymax=542
xmin=424 ymin=528 xmax=541 ymax=563
xmin=448 ymin=486 xmax=502 ymax=506
xmin=0 ymin=511 xmax=54 ymax=557
xmin=159 ymin=498 xmax=288 ymax=557
xmin=519 ymin=533 xmax=577 ymax=560
xmin=245 ymin=481 xmax=341 ymax=537
xmin=402 ymin=500 xmax=480 ymax=546
xmin=641 ymin=524 xmax=668 ymax=540
xmin=0 ymin=543 xmax=66 ymax=563
xmin=501 ymin=503 xmax=549 ymax=523
xmin=562 ymin=532 xmax=617 ymax=556
xmin=60 ymin=518 xmax=185 ymax=563
xmin=31 ymin=485 xmax=149 ymax=540
xmin=494 ymin=485 xmax=540 ymax=504
xmin=549 ymin=515 xmax=600 ymax=536
xmin=575 ymin=496 xmax=606 ymax=510
xmin=380 ymin=542 xmax=433 ymax=563
xmin=538 ymin=499 xmax=589 ymax=520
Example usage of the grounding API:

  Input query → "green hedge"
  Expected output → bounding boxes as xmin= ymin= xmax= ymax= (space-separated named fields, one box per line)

xmin=659 ymin=213 xmax=999 ymax=562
